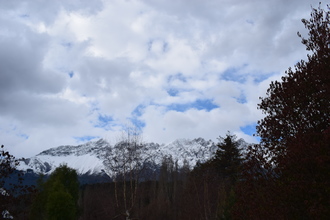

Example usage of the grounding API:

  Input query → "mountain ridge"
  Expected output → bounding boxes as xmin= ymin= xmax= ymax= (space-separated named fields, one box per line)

xmin=18 ymin=137 xmax=248 ymax=180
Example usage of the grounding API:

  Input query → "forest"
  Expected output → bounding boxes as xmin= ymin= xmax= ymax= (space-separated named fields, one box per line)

xmin=1 ymin=4 xmax=329 ymax=220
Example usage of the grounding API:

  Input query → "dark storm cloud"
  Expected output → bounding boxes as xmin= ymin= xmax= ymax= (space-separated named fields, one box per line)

xmin=0 ymin=29 xmax=65 ymax=95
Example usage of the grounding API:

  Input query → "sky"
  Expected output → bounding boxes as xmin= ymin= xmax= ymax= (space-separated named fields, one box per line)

xmin=0 ymin=0 xmax=320 ymax=157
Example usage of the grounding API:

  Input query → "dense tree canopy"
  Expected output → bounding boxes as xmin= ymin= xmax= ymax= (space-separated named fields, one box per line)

xmin=234 ymin=4 xmax=330 ymax=219
xmin=256 ymin=3 xmax=330 ymax=160
xmin=30 ymin=164 xmax=79 ymax=220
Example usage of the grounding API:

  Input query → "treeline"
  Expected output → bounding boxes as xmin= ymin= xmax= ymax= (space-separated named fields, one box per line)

xmin=79 ymin=132 xmax=242 ymax=220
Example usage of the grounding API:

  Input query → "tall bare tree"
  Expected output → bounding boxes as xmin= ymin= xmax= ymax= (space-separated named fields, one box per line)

xmin=105 ymin=124 xmax=150 ymax=219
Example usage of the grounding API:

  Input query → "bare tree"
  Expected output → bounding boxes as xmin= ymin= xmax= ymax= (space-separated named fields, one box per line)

xmin=104 ymin=124 xmax=151 ymax=219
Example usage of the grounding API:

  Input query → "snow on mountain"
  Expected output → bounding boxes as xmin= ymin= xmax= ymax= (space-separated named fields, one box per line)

xmin=19 ymin=154 xmax=105 ymax=175
xmin=18 ymin=137 xmax=248 ymax=177
xmin=18 ymin=139 xmax=110 ymax=175
xmin=151 ymin=138 xmax=217 ymax=167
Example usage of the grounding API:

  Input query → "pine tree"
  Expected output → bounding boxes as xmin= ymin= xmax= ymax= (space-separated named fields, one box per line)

xmin=212 ymin=132 xmax=242 ymax=184
xmin=30 ymin=164 xmax=79 ymax=220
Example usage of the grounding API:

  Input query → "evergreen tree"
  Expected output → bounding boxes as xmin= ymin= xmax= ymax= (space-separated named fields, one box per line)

xmin=30 ymin=164 xmax=79 ymax=220
xmin=184 ymin=133 xmax=243 ymax=220
xmin=46 ymin=180 xmax=76 ymax=220
xmin=212 ymin=132 xmax=242 ymax=183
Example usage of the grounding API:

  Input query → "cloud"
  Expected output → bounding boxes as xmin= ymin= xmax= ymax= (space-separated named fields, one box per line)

xmin=0 ymin=0 xmax=320 ymax=157
xmin=141 ymin=104 xmax=257 ymax=144
xmin=0 ymin=25 xmax=64 ymax=95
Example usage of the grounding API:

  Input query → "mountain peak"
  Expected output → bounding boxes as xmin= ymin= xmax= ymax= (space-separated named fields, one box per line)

xmin=37 ymin=138 xmax=110 ymax=157
xmin=19 ymin=137 xmax=248 ymax=178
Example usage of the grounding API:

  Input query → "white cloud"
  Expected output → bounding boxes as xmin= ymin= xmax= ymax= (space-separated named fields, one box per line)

xmin=0 ymin=0 xmax=320 ymax=157
xmin=141 ymin=104 xmax=258 ymax=144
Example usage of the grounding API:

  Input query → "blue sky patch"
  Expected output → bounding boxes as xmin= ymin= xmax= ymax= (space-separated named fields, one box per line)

xmin=74 ymin=135 xmax=99 ymax=142
xmin=240 ymin=123 xmax=257 ymax=136
xmin=94 ymin=114 xmax=114 ymax=130
xmin=130 ymin=105 xmax=146 ymax=128
xmin=222 ymin=67 xmax=247 ymax=83
xmin=167 ymin=88 xmax=179 ymax=96
xmin=129 ymin=117 xmax=146 ymax=129
xmin=168 ymin=73 xmax=187 ymax=83
xmin=132 ymin=104 xmax=145 ymax=117
xmin=68 ymin=71 xmax=74 ymax=78
xmin=235 ymin=93 xmax=247 ymax=104
xmin=194 ymin=99 xmax=219 ymax=111
xmin=19 ymin=133 xmax=29 ymax=140
xmin=167 ymin=99 xmax=219 ymax=112
xmin=253 ymin=72 xmax=276 ymax=83
xmin=10 ymin=126 xmax=29 ymax=140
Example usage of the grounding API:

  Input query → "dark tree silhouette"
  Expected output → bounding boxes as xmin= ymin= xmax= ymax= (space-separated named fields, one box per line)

xmin=234 ymin=4 xmax=330 ymax=219
xmin=0 ymin=145 xmax=19 ymax=219
xmin=0 ymin=145 xmax=33 ymax=219
xmin=256 ymin=3 xmax=330 ymax=166
xmin=212 ymin=132 xmax=242 ymax=184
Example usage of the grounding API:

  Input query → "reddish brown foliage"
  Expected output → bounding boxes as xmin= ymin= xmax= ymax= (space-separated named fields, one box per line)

xmin=233 ymin=4 xmax=330 ymax=220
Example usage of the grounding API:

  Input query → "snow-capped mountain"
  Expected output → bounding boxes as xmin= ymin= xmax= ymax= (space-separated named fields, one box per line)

xmin=18 ymin=137 xmax=248 ymax=179
xmin=19 ymin=139 xmax=111 ymax=175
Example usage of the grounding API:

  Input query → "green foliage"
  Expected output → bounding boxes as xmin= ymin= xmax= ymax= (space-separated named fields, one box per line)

xmin=30 ymin=164 xmax=79 ymax=220
xmin=46 ymin=180 xmax=76 ymax=220
xmin=48 ymin=164 xmax=79 ymax=203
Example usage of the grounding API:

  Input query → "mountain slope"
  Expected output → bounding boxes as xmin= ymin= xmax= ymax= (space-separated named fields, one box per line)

xmin=18 ymin=137 xmax=248 ymax=179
